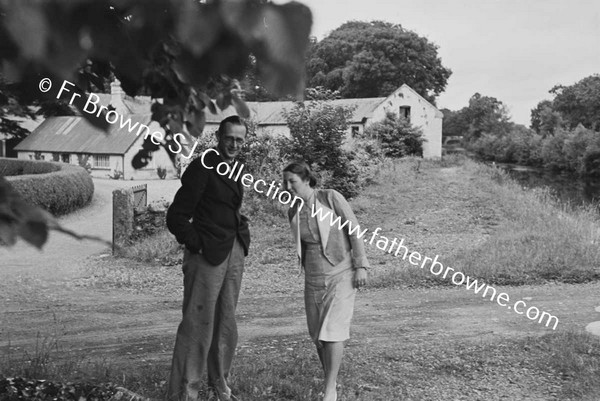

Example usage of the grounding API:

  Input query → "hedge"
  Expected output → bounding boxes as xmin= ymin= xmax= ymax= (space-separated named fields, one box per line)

xmin=0 ymin=158 xmax=61 ymax=176
xmin=1 ymin=158 xmax=94 ymax=216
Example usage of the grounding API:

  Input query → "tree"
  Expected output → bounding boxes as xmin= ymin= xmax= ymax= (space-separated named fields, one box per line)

xmin=364 ymin=111 xmax=424 ymax=157
xmin=441 ymin=108 xmax=469 ymax=138
xmin=530 ymin=99 xmax=564 ymax=137
xmin=549 ymin=74 xmax=600 ymax=131
xmin=462 ymin=93 xmax=512 ymax=142
xmin=0 ymin=0 xmax=312 ymax=248
xmin=0 ymin=74 xmax=38 ymax=139
xmin=306 ymin=21 xmax=451 ymax=103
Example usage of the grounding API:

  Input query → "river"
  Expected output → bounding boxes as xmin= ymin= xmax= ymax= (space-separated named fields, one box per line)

xmin=492 ymin=162 xmax=600 ymax=210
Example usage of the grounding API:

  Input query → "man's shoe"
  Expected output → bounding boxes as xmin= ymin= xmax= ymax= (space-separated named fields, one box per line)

xmin=210 ymin=386 xmax=240 ymax=401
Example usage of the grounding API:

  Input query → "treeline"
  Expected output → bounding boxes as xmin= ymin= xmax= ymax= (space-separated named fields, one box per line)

xmin=469 ymin=125 xmax=600 ymax=176
xmin=443 ymin=74 xmax=600 ymax=176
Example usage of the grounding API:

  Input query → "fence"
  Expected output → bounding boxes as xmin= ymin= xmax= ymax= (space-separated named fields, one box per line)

xmin=132 ymin=184 xmax=147 ymax=210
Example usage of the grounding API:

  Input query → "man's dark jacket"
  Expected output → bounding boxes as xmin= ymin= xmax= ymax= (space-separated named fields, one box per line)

xmin=166 ymin=149 xmax=250 ymax=265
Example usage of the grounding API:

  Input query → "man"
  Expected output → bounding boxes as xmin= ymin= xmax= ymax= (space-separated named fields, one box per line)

xmin=166 ymin=115 xmax=250 ymax=401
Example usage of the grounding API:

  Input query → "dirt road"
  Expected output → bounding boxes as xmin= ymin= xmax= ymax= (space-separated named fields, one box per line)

xmin=2 ymin=171 xmax=600 ymax=400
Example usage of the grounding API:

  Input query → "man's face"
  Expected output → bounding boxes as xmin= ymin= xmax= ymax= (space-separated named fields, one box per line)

xmin=217 ymin=122 xmax=246 ymax=162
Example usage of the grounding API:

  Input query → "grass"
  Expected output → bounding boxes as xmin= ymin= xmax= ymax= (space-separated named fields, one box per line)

xmin=28 ymin=153 xmax=599 ymax=399
xmin=360 ymin=156 xmax=600 ymax=288
xmin=106 ymin=154 xmax=600 ymax=292
xmin=3 ymin=328 xmax=600 ymax=400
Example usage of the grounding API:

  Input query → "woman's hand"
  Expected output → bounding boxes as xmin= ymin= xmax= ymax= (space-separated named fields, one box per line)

xmin=353 ymin=267 xmax=368 ymax=289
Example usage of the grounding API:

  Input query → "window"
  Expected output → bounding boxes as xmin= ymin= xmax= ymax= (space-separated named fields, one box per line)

xmin=400 ymin=106 xmax=411 ymax=122
xmin=61 ymin=153 xmax=70 ymax=163
xmin=351 ymin=125 xmax=360 ymax=137
xmin=94 ymin=155 xmax=110 ymax=169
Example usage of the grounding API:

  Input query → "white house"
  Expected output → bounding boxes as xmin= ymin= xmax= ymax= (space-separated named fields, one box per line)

xmin=14 ymin=81 xmax=176 ymax=179
xmin=205 ymin=84 xmax=443 ymax=158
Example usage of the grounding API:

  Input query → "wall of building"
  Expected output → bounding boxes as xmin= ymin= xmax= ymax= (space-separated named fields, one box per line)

xmin=367 ymin=86 xmax=442 ymax=159
xmin=122 ymin=123 xmax=177 ymax=180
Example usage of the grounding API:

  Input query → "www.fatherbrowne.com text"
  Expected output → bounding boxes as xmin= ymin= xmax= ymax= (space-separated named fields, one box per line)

xmin=310 ymin=205 xmax=560 ymax=331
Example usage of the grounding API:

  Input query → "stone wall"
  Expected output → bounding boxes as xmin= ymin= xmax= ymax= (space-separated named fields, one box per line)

xmin=112 ymin=186 xmax=169 ymax=253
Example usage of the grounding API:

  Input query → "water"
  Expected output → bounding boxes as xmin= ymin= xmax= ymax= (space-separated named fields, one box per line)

xmin=492 ymin=163 xmax=600 ymax=209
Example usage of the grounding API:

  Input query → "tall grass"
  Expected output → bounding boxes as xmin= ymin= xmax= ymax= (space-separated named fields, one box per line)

xmin=364 ymin=156 xmax=600 ymax=288
xmin=449 ymin=162 xmax=600 ymax=285
xmin=120 ymin=153 xmax=600 ymax=288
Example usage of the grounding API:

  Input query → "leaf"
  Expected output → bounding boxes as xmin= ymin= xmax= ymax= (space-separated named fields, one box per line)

xmin=15 ymin=206 xmax=49 ymax=249
xmin=221 ymin=1 xmax=312 ymax=97
xmin=2 ymin=1 xmax=49 ymax=61
xmin=231 ymin=92 xmax=250 ymax=118
xmin=216 ymin=92 xmax=232 ymax=110
xmin=175 ymin=0 xmax=222 ymax=57
xmin=185 ymin=108 xmax=205 ymax=138
xmin=195 ymin=91 xmax=217 ymax=114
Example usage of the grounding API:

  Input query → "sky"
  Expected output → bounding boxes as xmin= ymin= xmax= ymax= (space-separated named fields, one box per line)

xmin=284 ymin=0 xmax=600 ymax=126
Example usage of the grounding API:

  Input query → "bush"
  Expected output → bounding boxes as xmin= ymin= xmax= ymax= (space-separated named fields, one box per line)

xmin=284 ymin=101 xmax=361 ymax=199
xmin=108 ymin=169 xmax=123 ymax=180
xmin=3 ymin=158 xmax=94 ymax=216
xmin=156 ymin=166 xmax=167 ymax=179
xmin=582 ymin=149 xmax=600 ymax=177
xmin=541 ymin=129 xmax=570 ymax=170
xmin=348 ymin=136 xmax=386 ymax=188
xmin=364 ymin=111 xmax=425 ymax=158
xmin=0 ymin=157 xmax=60 ymax=176
xmin=77 ymin=154 xmax=92 ymax=174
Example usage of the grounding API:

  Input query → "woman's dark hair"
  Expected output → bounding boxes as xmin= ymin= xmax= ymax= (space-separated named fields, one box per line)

xmin=283 ymin=161 xmax=318 ymax=188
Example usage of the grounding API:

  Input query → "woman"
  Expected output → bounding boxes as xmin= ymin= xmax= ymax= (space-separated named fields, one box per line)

xmin=282 ymin=162 xmax=369 ymax=401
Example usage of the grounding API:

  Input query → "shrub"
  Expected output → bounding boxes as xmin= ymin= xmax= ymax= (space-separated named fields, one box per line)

xmin=348 ymin=136 xmax=386 ymax=188
xmin=76 ymin=154 xmax=92 ymax=174
xmin=0 ymin=157 xmax=60 ymax=176
xmin=364 ymin=111 xmax=425 ymax=158
xmin=284 ymin=101 xmax=360 ymax=199
xmin=3 ymin=158 xmax=94 ymax=216
xmin=156 ymin=166 xmax=167 ymax=179
xmin=541 ymin=129 xmax=570 ymax=170
xmin=582 ymin=149 xmax=600 ymax=177
xmin=108 ymin=169 xmax=123 ymax=180
xmin=562 ymin=125 xmax=600 ymax=174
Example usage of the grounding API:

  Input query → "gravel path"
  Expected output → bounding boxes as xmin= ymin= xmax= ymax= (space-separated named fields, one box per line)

xmin=0 ymin=178 xmax=180 ymax=283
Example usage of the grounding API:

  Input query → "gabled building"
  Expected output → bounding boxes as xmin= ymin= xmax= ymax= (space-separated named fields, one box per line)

xmin=14 ymin=81 xmax=175 ymax=179
xmin=205 ymin=84 xmax=443 ymax=158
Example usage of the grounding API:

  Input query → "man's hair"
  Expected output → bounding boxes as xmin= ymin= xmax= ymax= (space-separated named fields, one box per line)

xmin=217 ymin=115 xmax=247 ymax=137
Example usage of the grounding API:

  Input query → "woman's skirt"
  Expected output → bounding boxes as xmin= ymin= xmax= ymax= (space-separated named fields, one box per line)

xmin=303 ymin=243 xmax=357 ymax=345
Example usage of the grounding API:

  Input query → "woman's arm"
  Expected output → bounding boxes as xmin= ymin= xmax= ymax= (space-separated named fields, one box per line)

xmin=328 ymin=190 xmax=370 ymax=269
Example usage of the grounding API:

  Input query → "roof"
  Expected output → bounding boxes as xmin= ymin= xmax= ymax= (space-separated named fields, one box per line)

xmin=94 ymin=93 xmax=154 ymax=115
xmin=13 ymin=84 xmax=441 ymax=154
xmin=14 ymin=114 xmax=150 ymax=154
xmin=395 ymin=84 xmax=444 ymax=118
xmin=205 ymin=98 xmax=386 ymax=125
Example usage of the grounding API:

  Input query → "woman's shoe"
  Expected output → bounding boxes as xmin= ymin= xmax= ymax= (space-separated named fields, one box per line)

xmin=322 ymin=391 xmax=337 ymax=401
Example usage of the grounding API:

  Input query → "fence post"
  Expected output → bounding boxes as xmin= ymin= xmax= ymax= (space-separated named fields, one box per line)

xmin=112 ymin=188 xmax=135 ymax=254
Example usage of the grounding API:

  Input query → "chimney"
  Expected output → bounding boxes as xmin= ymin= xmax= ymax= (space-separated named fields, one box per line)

xmin=110 ymin=79 xmax=128 ymax=115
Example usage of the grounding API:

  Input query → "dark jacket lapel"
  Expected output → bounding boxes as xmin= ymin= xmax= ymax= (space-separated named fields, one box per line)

xmin=206 ymin=148 xmax=241 ymax=196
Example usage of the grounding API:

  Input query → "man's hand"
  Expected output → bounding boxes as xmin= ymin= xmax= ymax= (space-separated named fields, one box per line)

xmin=353 ymin=267 xmax=367 ymax=289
